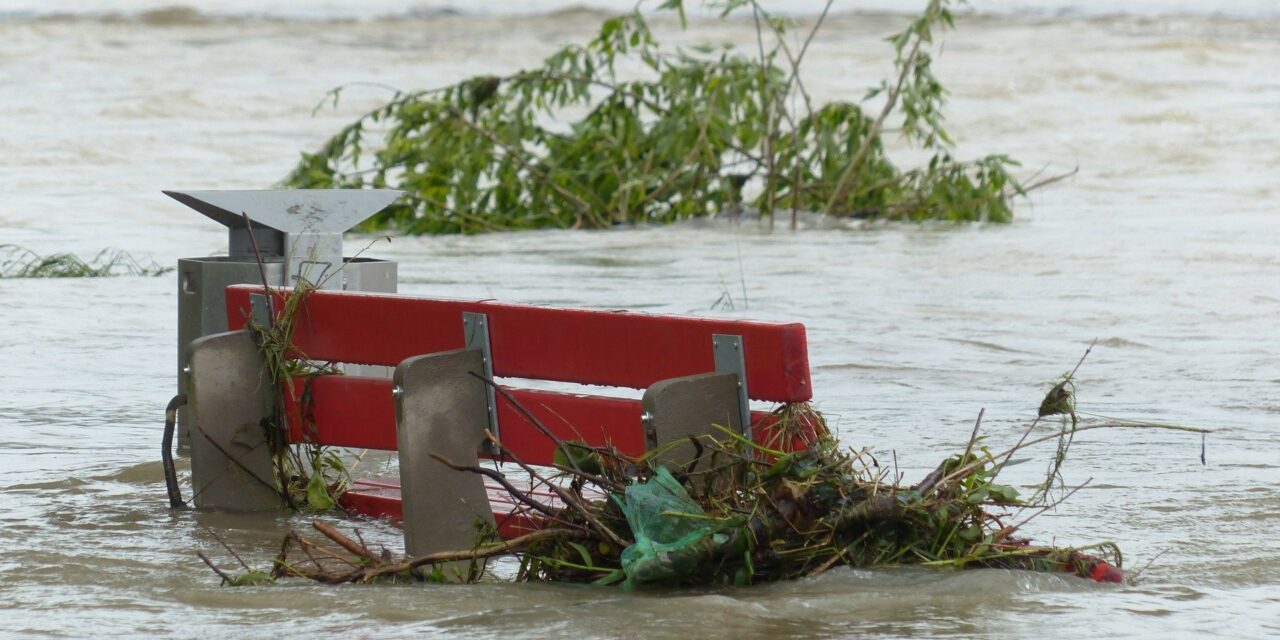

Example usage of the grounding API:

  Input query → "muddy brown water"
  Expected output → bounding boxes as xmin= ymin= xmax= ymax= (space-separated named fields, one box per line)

xmin=0 ymin=3 xmax=1277 ymax=638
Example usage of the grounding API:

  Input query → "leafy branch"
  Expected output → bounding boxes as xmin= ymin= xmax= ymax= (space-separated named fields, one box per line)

xmin=284 ymin=1 xmax=1051 ymax=233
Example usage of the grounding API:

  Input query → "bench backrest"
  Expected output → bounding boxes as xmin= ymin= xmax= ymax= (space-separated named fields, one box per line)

xmin=224 ymin=284 xmax=814 ymax=464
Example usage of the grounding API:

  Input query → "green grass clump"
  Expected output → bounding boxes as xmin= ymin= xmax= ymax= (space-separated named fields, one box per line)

xmin=0 ymin=244 xmax=170 ymax=278
xmin=245 ymin=280 xmax=352 ymax=514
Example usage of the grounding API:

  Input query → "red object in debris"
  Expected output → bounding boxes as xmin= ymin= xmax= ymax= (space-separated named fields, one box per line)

xmin=339 ymin=478 xmax=578 ymax=538
xmin=337 ymin=478 xmax=401 ymax=520
xmin=1088 ymin=560 xmax=1125 ymax=583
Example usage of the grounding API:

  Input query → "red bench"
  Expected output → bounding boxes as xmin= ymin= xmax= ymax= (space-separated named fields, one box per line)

xmin=186 ymin=284 xmax=818 ymax=558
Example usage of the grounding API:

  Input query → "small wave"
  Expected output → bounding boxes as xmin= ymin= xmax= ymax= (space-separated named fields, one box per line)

xmin=90 ymin=460 xmax=178 ymax=485
xmin=5 ymin=1 xmax=1280 ymax=26
xmin=814 ymin=362 xmax=929 ymax=373
xmin=133 ymin=5 xmax=203 ymax=25
xmin=3 ymin=477 xmax=89 ymax=492
xmin=4 ymin=3 xmax=476 ymax=25
xmin=941 ymin=337 xmax=1027 ymax=354
xmin=1098 ymin=337 xmax=1154 ymax=349
xmin=20 ymin=5 xmax=222 ymax=27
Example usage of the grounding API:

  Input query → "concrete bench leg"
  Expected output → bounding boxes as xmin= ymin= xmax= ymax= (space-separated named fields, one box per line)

xmin=394 ymin=349 xmax=496 ymax=580
xmin=187 ymin=330 xmax=281 ymax=511
xmin=641 ymin=372 xmax=743 ymax=473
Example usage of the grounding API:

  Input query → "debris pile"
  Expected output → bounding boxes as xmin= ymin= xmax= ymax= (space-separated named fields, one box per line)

xmin=199 ymin=366 xmax=1209 ymax=589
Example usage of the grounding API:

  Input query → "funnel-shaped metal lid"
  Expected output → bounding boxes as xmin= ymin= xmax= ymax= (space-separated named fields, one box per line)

xmin=164 ymin=189 xmax=404 ymax=233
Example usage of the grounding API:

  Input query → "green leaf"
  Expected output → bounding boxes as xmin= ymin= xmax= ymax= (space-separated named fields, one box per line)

xmin=658 ymin=0 xmax=687 ymax=28
xmin=553 ymin=441 xmax=603 ymax=475
xmin=565 ymin=541 xmax=596 ymax=568
xmin=305 ymin=473 xmax=336 ymax=511
xmin=988 ymin=484 xmax=1021 ymax=505
xmin=593 ymin=568 xmax=627 ymax=585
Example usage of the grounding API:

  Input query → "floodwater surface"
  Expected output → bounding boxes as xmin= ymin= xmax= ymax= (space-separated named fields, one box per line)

xmin=0 ymin=2 xmax=1277 ymax=638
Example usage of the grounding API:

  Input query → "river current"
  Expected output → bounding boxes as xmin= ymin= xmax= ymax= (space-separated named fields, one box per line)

xmin=0 ymin=2 xmax=1277 ymax=638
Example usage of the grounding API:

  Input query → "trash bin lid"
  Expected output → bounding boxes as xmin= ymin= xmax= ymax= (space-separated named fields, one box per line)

xmin=163 ymin=189 xmax=405 ymax=234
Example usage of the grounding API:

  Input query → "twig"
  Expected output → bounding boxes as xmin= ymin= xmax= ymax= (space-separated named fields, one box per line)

xmin=750 ymin=2 xmax=778 ymax=223
xmin=468 ymin=372 xmax=591 ymax=479
xmin=825 ymin=35 xmax=926 ymax=213
xmin=1016 ymin=166 xmax=1078 ymax=195
xmin=296 ymin=536 xmax=329 ymax=570
xmin=1001 ymin=478 xmax=1093 ymax=537
xmin=240 ymin=212 xmax=272 ymax=296
xmin=359 ymin=528 xmax=593 ymax=581
xmin=292 ymin=535 xmax=363 ymax=572
xmin=929 ymin=421 xmax=1209 ymax=497
xmin=429 ymin=452 xmax=563 ymax=519
xmin=206 ymin=528 xmax=252 ymax=571
xmin=754 ymin=0 xmax=833 ymax=228
xmin=993 ymin=340 xmax=1096 ymax=477
xmin=312 ymin=520 xmax=372 ymax=559
xmin=484 ymin=430 xmax=630 ymax=550
xmin=686 ymin=435 xmax=706 ymax=475
xmin=1066 ymin=338 xmax=1097 ymax=381
xmin=549 ymin=463 xmax=624 ymax=494
xmin=196 ymin=551 xmax=235 ymax=585
xmin=960 ymin=408 xmax=985 ymax=465
xmin=447 ymin=111 xmax=607 ymax=227
xmin=1126 ymin=548 xmax=1171 ymax=583
xmin=270 ymin=534 xmax=295 ymax=579
xmin=806 ymin=545 xmax=849 ymax=577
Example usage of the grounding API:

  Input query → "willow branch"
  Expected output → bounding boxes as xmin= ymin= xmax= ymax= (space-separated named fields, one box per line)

xmin=824 ymin=36 xmax=925 ymax=213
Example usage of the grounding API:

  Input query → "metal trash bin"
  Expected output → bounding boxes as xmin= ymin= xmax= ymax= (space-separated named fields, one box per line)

xmin=168 ymin=189 xmax=403 ymax=450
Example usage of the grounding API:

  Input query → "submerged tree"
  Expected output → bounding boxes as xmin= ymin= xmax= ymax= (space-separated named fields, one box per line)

xmin=284 ymin=0 xmax=1032 ymax=234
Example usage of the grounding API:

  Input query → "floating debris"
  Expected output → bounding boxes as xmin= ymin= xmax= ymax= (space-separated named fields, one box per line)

xmin=200 ymin=365 xmax=1207 ymax=589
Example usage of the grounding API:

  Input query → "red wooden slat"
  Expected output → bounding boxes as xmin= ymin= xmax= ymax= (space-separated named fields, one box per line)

xmin=339 ymin=482 xmax=402 ymax=521
xmin=282 ymin=376 xmax=397 ymax=449
xmin=278 ymin=375 xmax=823 ymax=466
xmin=340 ymin=480 xmax=544 ymax=538
xmin=490 ymin=387 xmax=647 ymax=464
xmin=225 ymin=285 xmax=811 ymax=402
xmin=279 ymin=376 xmax=648 ymax=464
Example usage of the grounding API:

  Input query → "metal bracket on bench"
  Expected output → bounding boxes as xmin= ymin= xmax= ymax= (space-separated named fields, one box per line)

xmin=712 ymin=334 xmax=752 ymax=441
xmin=249 ymin=292 xmax=274 ymax=330
xmin=187 ymin=330 xmax=282 ymax=512
xmin=462 ymin=312 xmax=499 ymax=446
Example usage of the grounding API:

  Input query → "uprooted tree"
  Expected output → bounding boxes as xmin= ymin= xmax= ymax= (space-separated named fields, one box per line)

xmin=283 ymin=0 xmax=1060 ymax=234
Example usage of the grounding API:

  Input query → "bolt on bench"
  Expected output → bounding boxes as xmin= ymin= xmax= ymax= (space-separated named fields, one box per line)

xmin=185 ymin=284 xmax=819 ymax=559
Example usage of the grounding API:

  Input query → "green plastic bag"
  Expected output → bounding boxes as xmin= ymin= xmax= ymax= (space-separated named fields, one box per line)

xmin=617 ymin=467 xmax=721 ymax=587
